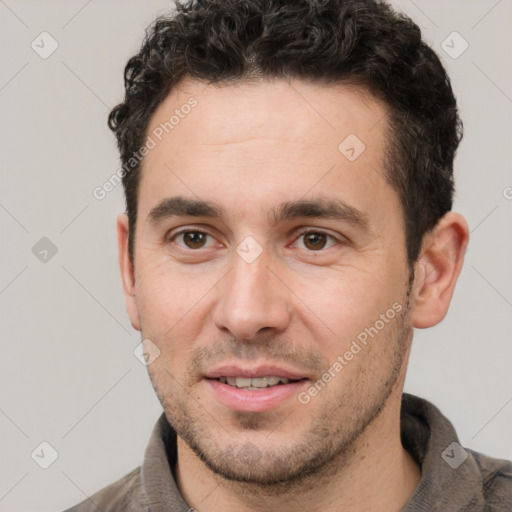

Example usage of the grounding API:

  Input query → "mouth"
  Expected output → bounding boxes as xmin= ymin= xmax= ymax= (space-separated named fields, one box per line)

xmin=203 ymin=366 xmax=310 ymax=412
xmin=215 ymin=375 xmax=303 ymax=390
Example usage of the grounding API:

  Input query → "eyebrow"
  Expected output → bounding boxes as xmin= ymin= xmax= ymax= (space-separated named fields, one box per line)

xmin=147 ymin=195 xmax=370 ymax=231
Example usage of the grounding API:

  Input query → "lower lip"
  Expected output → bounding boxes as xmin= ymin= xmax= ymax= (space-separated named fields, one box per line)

xmin=205 ymin=379 xmax=308 ymax=412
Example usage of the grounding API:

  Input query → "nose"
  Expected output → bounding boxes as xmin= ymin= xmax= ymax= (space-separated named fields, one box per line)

xmin=213 ymin=247 xmax=291 ymax=341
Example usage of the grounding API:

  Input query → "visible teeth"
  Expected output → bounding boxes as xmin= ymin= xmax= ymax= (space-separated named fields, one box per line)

xmin=251 ymin=377 xmax=271 ymax=388
xmin=235 ymin=377 xmax=252 ymax=388
xmin=219 ymin=376 xmax=292 ymax=388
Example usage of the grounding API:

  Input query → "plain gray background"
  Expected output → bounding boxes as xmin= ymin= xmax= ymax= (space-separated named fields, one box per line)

xmin=0 ymin=1 xmax=511 ymax=510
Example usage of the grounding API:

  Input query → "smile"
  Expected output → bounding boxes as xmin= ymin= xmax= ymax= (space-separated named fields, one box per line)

xmin=217 ymin=376 xmax=296 ymax=390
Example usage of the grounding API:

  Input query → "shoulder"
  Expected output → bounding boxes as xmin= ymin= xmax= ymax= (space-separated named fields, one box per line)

xmin=468 ymin=449 xmax=512 ymax=510
xmin=63 ymin=466 xmax=145 ymax=512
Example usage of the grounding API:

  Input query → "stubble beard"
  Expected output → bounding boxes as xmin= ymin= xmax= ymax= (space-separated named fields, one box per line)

xmin=147 ymin=290 xmax=413 ymax=494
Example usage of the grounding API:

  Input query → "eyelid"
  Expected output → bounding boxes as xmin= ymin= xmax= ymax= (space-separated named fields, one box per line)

xmin=166 ymin=224 xmax=217 ymax=240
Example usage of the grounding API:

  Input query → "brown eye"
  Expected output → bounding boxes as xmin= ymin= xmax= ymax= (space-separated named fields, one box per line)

xmin=173 ymin=231 xmax=212 ymax=249
xmin=303 ymin=232 xmax=327 ymax=250
xmin=293 ymin=231 xmax=339 ymax=251
xmin=184 ymin=232 xmax=206 ymax=249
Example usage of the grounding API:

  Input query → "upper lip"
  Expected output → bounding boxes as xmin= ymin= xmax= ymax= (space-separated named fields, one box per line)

xmin=204 ymin=364 xmax=309 ymax=381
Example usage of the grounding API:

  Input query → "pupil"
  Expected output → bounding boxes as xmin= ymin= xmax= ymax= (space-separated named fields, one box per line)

xmin=185 ymin=232 xmax=205 ymax=248
xmin=305 ymin=233 xmax=326 ymax=250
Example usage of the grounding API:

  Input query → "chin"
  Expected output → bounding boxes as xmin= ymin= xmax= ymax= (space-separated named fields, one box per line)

xmin=182 ymin=426 xmax=355 ymax=488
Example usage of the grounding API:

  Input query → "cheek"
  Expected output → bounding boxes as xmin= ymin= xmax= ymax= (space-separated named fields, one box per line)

xmin=293 ymin=269 xmax=385 ymax=334
xmin=135 ymin=273 xmax=202 ymax=381
xmin=136 ymin=272 xmax=184 ymax=332
xmin=290 ymin=263 xmax=407 ymax=369
xmin=134 ymin=258 xmax=222 ymax=345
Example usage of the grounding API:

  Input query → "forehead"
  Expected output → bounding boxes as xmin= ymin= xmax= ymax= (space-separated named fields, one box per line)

xmin=146 ymin=77 xmax=388 ymax=152
xmin=138 ymin=77 xmax=399 ymax=231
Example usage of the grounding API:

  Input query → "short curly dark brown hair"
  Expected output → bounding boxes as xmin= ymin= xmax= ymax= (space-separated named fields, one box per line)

xmin=108 ymin=0 xmax=462 ymax=266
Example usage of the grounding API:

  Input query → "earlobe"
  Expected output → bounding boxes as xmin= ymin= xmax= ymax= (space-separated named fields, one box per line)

xmin=410 ymin=212 xmax=469 ymax=329
xmin=116 ymin=213 xmax=141 ymax=331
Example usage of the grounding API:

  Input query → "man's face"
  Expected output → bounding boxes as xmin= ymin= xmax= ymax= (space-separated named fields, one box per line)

xmin=124 ymin=78 xmax=414 ymax=483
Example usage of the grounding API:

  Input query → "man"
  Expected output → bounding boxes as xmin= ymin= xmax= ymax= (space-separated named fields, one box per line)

xmin=66 ymin=0 xmax=512 ymax=510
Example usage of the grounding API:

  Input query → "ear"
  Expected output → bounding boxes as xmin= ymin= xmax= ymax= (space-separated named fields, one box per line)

xmin=117 ymin=213 xmax=141 ymax=331
xmin=410 ymin=211 xmax=469 ymax=329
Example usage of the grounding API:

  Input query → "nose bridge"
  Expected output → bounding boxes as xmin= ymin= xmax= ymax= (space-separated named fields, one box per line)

xmin=213 ymin=246 xmax=290 ymax=340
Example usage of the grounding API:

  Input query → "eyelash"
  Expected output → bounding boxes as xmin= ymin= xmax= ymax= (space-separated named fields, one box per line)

xmin=168 ymin=228 xmax=342 ymax=252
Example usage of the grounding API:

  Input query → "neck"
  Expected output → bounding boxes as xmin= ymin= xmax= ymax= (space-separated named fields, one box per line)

xmin=175 ymin=389 xmax=421 ymax=512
